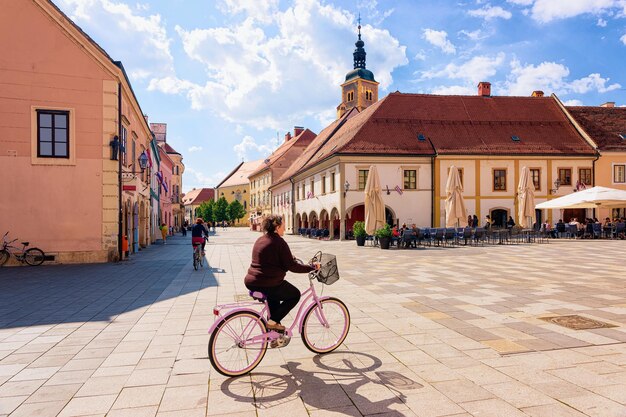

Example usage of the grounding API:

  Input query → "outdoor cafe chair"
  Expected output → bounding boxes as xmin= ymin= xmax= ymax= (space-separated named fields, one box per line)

xmin=416 ymin=228 xmax=426 ymax=247
xmin=614 ymin=222 xmax=626 ymax=239
xmin=473 ymin=228 xmax=486 ymax=246
xmin=444 ymin=228 xmax=457 ymax=246
xmin=400 ymin=230 xmax=416 ymax=248
xmin=565 ymin=224 xmax=578 ymax=239
xmin=433 ymin=228 xmax=445 ymax=247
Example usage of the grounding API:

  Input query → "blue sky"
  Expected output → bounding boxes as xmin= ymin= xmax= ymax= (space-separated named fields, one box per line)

xmin=56 ymin=0 xmax=626 ymax=191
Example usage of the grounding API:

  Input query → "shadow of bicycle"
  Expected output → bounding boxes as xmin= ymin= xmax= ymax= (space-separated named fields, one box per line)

xmin=220 ymin=351 xmax=423 ymax=415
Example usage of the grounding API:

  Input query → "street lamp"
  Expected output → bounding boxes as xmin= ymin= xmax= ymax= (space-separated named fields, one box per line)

xmin=550 ymin=178 xmax=561 ymax=195
xmin=343 ymin=180 xmax=350 ymax=198
xmin=138 ymin=151 xmax=149 ymax=171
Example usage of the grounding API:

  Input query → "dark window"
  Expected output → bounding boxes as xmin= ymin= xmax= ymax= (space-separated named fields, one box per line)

xmin=121 ymin=126 xmax=127 ymax=166
xmin=493 ymin=169 xmax=506 ymax=191
xmin=614 ymin=165 xmax=625 ymax=183
xmin=579 ymin=168 xmax=592 ymax=186
xmin=530 ymin=169 xmax=541 ymax=191
xmin=331 ymin=172 xmax=336 ymax=192
xmin=37 ymin=110 xmax=69 ymax=158
xmin=558 ymin=168 xmax=572 ymax=186
xmin=404 ymin=170 xmax=416 ymax=189
xmin=358 ymin=169 xmax=369 ymax=190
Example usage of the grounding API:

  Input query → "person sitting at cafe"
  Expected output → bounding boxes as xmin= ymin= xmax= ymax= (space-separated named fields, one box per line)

xmin=484 ymin=215 xmax=492 ymax=230
xmin=506 ymin=216 xmax=515 ymax=229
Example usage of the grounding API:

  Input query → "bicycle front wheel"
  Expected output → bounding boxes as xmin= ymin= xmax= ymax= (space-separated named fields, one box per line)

xmin=209 ymin=311 xmax=268 ymax=377
xmin=301 ymin=297 xmax=350 ymax=354
xmin=193 ymin=249 xmax=198 ymax=270
xmin=0 ymin=250 xmax=9 ymax=266
xmin=24 ymin=248 xmax=45 ymax=266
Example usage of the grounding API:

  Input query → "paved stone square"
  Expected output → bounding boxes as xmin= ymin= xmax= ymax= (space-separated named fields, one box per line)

xmin=1 ymin=229 xmax=626 ymax=416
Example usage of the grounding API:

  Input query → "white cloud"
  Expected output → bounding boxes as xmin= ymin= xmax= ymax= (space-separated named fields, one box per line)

xmin=430 ymin=85 xmax=476 ymax=95
xmin=421 ymin=53 xmax=506 ymax=83
xmin=506 ymin=0 xmax=533 ymax=5
xmin=233 ymin=136 xmax=274 ymax=161
xmin=217 ymin=0 xmax=279 ymax=23
xmin=569 ymin=73 xmax=621 ymax=93
xmin=149 ymin=0 xmax=407 ymax=130
xmin=188 ymin=146 xmax=203 ymax=152
xmin=597 ymin=18 xmax=608 ymax=26
xmin=57 ymin=0 xmax=173 ymax=80
xmin=468 ymin=5 xmax=513 ymax=20
xmin=422 ymin=29 xmax=456 ymax=54
xmin=527 ymin=0 xmax=622 ymax=23
xmin=563 ymin=99 xmax=584 ymax=106
xmin=414 ymin=50 xmax=427 ymax=61
xmin=504 ymin=59 xmax=621 ymax=96
xmin=184 ymin=167 xmax=225 ymax=190
xmin=458 ymin=29 xmax=489 ymax=41
xmin=621 ymin=33 xmax=626 ymax=45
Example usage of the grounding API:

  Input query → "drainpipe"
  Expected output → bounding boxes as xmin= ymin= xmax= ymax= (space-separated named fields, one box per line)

xmin=289 ymin=178 xmax=295 ymax=234
xmin=592 ymin=150 xmax=600 ymax=219
xmin=117 ymin=82 xmax=123 ymax=261
xmin=427 ymin=138 xmax=438 ymax=227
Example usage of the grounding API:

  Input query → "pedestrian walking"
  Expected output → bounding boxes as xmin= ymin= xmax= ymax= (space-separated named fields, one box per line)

xmin=181 ymin=225 xmax=187 ymax=237
xmin=160 ymin=223 xmax=168 ymax=244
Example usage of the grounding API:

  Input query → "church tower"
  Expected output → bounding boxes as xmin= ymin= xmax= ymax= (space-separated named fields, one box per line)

xmin=337 ymin=18 xmax=379 ymax=118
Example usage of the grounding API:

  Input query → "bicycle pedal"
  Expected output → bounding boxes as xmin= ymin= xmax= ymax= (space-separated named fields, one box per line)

xmin=269 ymin=335 xmax=290 ymax=349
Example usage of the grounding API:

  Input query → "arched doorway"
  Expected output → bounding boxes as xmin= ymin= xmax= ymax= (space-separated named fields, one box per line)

xmin=301 ymin=213 xmax=308 ymax=228
xmin=296 ymin=213 xmax=301 ymax=230
xmin=133 ymin=202 xmax=139 ymax=253
xmin=330 ymin=207 xmax=340 ymax=240
xmin=346 ymin=204 xmax=396 ymax=233
xmin=319 ymin=209 xmax=329 ymax=230
xmin=490 ymin=208 xmax=508 ymax=228
xmin=309 ymin=211 xmax=318 ymax=228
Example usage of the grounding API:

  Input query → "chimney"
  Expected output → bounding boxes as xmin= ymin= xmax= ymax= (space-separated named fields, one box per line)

xmin=531 ymin=90 xmax=544 ymax=97
xmin=601 ymin=102 xmax=615 ymax=108
xmin=477 ymin=82 xmax=491 ymax=97
xmin=294 ymin=126 xmax=304 ymax=137
xmin=284 ymin=132 xmax=292 ymax=142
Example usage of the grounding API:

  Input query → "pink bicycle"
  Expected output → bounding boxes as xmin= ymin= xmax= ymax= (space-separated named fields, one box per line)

xmin=208 ymin=252 xmax=350 ymax=377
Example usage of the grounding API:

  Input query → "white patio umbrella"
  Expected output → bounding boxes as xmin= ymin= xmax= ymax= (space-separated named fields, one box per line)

xmin=517 ymin=166 xmax=536 ymax=228
xmin=535 ymin=186 xmax=626 ymax=209
xmin=364 ymin=165 xmax=386 ymax=235
xmin=445 ymin=166 xmax=468 ymax=227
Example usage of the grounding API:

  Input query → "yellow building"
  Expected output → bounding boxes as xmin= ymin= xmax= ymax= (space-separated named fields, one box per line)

xmin=215 ymin=160 xmax=262 ymax=226
xmin=565 ymin=102 xmax=626 ymax=219
xmin=249 ymin=127 xmax=316 ymax=228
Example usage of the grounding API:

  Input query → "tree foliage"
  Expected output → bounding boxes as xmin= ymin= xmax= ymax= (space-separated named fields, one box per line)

xmin=227 ymin=200 xmax=246 ymax=224
xmin=214 ymin=197 xmax=229 ymax=222
xmin=196 ymin=200 xmax=215 ymax=223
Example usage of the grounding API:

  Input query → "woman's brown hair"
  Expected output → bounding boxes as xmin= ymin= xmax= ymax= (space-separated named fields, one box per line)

xmin=262 ymin=215 xmax=283 ymax=234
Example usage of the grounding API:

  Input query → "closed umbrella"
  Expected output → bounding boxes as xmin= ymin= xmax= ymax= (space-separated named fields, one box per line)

xmin=518 ymin=166 xmax=536 ymax=228
xmin=445 ymin=166 xmax=467 ymax=227
xmin=364 ymin=165 xmax=386 ymax=235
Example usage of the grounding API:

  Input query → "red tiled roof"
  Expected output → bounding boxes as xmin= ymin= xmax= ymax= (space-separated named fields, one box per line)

xmin=566 ymin=106 xmax=626 ymax=151
xmin=272 ymin=108 xmax=360 ymax=186
xmin=249 ymin=128 xmax=317 ymax=178
xmin=182 ymin=188 xmax=214 ymax=205
xmin=297 ymin=93 xmax=594 ymax=173
xmin=218 ymin=160 xmax=263 ymax=188
xmin=161 ymin=142 xmax=180 ymax=155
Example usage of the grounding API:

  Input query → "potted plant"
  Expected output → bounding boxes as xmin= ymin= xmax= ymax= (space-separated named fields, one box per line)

xmin=353 ymin=221 xmax=367 ymax=246
xmin=375 ymin=224 xmax=393 ymax=249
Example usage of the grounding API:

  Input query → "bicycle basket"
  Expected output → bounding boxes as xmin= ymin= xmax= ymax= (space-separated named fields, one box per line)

xmin=316 ymin=253 xmax=339 ymax=285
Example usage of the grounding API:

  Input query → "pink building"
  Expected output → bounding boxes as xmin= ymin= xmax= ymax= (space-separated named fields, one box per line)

xmin=0 ymin=0 xmax=154 ymax=262
xmin=158 ymin=145 xmax=174 ymax=231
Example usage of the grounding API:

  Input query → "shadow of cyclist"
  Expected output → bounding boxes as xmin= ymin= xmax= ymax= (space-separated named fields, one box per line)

xmin=220 ymin=351 xmax=423 ymax=416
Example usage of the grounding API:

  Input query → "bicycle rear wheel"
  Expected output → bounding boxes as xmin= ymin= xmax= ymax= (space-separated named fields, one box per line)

xmin=301 ymin=297 xmax=350 ymax=354
xmin=209 ymin=311 xmax=268 ymax=377
xmin=0 ymin=250 xmax=9 ymax=266
xmin=193 ymin=250 xmax=198 ymax=270
xmin=24 ymin=248 xmax=45 ymax=266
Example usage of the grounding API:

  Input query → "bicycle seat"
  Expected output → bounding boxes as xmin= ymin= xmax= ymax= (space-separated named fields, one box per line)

xmin=21 ymin=242 xmax=29 ymax=246
xmin=249 ymin=291 xmax=266 ymax=302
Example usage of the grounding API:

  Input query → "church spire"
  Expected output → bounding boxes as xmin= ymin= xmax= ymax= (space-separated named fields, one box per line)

xmin=353 ymin=14 xmax=366 ymax=69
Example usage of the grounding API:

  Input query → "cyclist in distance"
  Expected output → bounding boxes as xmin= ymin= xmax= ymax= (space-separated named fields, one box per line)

xmin=244 ymin=214 xmax=320 ymax=332
xmin=191 ymin=218 xmax=210 ymax=255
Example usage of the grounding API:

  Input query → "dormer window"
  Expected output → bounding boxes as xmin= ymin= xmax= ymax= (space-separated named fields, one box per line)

xmin=619 ymin=133 xmax=626 ymax=140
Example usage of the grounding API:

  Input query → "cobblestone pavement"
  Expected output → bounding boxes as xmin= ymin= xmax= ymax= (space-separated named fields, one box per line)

xmin=1 ymin=229 xmax=625 ymax=417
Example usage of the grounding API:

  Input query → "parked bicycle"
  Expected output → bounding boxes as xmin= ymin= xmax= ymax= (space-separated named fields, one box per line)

xmin=208 ymin=252 xmax=350 ymax=377
xmin=192 ymin=238 xmax=205 ymax=270
xmin=0 ymin=232 xmax=45 ymax=267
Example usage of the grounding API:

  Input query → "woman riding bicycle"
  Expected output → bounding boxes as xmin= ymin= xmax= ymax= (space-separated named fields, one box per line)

xmin=191 ymin=218 xmax=210 ymax=255
xmin=245 ymin=215 xmax=319 ymax=332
